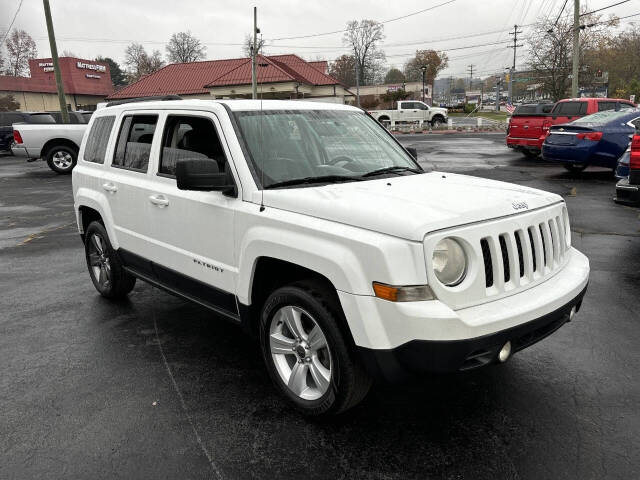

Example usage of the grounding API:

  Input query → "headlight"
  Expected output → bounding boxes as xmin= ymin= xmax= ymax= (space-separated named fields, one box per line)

xmin=432 ymin=238 xmax=467 ymax=286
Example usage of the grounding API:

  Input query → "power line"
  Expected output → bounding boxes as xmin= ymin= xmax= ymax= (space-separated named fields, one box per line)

xmin=0 ymin=0 xmax=24 ymax=45
xmin=581 ymin=0 xmax=630 ymax=17
xmin=553 ymin=0 xmax=570 ymax=26
xmin=266 ymin=0 xmax=456 ymax=41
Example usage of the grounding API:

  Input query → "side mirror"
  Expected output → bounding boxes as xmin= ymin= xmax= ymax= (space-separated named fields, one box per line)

xmin=407 ymin=147 xmax=418 ymax=160
xmin=176 ymin=159 xmax=236 ymax=196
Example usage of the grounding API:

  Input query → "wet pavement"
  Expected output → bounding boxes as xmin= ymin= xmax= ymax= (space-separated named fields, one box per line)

xmin=1 ymin=135 xmax=639 ymax=479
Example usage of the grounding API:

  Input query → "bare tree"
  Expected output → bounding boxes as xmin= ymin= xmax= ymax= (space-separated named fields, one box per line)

xmin=125 ymin=42 xmax=165 ymax=82
xmin=166 ymin=31 xmax=206 ymax=63
xmin=343 ymin=20 xmax=385 ymax=86
xmin=242 ymin=33 xmax=265 ymax=58
xmin=328 ymin=54 xmax=356 ymax=86
xmin=5 ymin=29 xmax=37 ymax=76
xmin=528 ymin=12 xmax=614 ymax=100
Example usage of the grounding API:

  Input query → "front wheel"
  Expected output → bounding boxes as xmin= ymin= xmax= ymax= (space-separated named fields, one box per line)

xmin=84 ymin=221 xmax=136 ymax=299
xmin=563 ymin=163 xmax=587 ymax=174
xmin=260 ymin=281 xmax=372 ymax=416
xmin=431 ymin=116 xmax=445 ymax=127
xmin=45 ymin=145 xmax=77 ymax=174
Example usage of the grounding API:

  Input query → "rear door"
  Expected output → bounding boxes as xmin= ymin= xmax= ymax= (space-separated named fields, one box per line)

xmin=101 ymin=111 xmax=160 ymax=276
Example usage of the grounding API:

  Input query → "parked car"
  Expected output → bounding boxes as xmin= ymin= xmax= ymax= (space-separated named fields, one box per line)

xmin=614 ymin=146 xmax=631 ymax=180
xmin=72 ymin=98 xmax=589 ymax=416
xmin=506 ymin=102 xmax=555 ymax=157
xmin=614 ymin=133 xmax=640 ymax=206
xmin=12 ymin=122 xmax=88 ymax=174
xmin=506 ymin=97 xmax=636 ymax=157
xmin=542 ymin=108 xmax=640 ymax=173
xmin=369 ymin=100 xmax=449 ymax=128
xmin=0 ymin=111 xmax=56 ymax=154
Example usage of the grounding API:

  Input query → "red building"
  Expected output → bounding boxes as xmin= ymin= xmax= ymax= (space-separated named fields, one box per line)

xmin=0 ymin=57 xmax=113 ymax=111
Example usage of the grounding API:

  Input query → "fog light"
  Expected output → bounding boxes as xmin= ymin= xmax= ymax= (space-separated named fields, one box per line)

xmin=498 ymin=341 xmax=512 ymax=363
xmin=569 ymin=306 xmax=577 ymax=321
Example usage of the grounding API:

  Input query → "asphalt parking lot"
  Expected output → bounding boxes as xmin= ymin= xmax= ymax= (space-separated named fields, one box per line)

xmin=2 ymin=133 xmax=639 ymax=480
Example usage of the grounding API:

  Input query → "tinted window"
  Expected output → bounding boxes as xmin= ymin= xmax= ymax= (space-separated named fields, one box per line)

xmin=514 ymin=105 xmax=536 ymax=115
xmin=630 ymin=118 xmax=640 ymax=129
xmin=554 ymin=101 xmax=585 ymax=115
xmin=401 ymin=102 xmax=417 ymax=109
xmin=81 ymin=112 xmax=93 ymax=123
xmin=27 ymin=113 xmax=56 ymax=124
xmin=159 ymin=115 xmax=227 ymax=176
xmin=597 ymin=101 xmax=616 ymax=112
xmin=112 ymin=114 xmax=157 ymax=172
xmin=541 ymin=104 xmax=554 ymax=113
xmin=0 ymin=112 xmax=25 ymax=125
xmin=84 ymin=116 xmax=115 ymax=164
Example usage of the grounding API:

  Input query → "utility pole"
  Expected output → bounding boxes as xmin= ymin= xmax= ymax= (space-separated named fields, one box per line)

xmin=251 ymin=6 xmax=258 ymax=100
xmin=507 ymin=24 xmax=523 ymax=105
xmin=467 ymin=64 xmax=474 ymax=90
xmin=354 ymin=53 xmax=360 ymax=107
xmin=42 ymin=0 xmax=69 ymax=123
xmin=495 ymin=75 xmax=501 ymax=112
xmin=572 ymin=0 xmax=580 ymax=97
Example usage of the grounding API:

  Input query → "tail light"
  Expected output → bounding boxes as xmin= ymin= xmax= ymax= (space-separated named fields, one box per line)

xmin=630 ymin=134 xmax=640 ymax=170
xmin=576 ymin=131 xmax=603 ymax=141
xmin=542 ymin=119 xmax=552 ymax=135
xmin=13 ymin=130 xmax=23 ymax=144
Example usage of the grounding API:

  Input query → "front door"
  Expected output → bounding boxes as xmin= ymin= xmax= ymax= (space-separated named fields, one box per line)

xmin=144 ymin=111 xmax=239 ymax=318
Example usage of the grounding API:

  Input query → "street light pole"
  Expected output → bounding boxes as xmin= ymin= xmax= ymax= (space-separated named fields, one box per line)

xmin=421 ymin=66 xmax=427 ymax=103
xmin=251 ymin=6 xmax=258 ymax=100
xmin=572 ymin=0 xmax=580 ymax=98
xmin=42 ymin=0 xmax=69 ymax=123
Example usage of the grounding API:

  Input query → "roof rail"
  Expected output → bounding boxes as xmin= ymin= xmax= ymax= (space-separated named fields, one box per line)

xmin=104 ymin=95 xmax=183 ymax=108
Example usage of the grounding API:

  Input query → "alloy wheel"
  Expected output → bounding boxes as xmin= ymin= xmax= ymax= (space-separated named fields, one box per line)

xmin=269 ymin=305 xmax=332 ymax=401
xmin=87 ymin=233 xmax=111 ymax=289
xmin=52 ymin=150 xmax=73 ymax=170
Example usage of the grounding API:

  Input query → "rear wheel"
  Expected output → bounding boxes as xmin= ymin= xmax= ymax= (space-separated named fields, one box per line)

xmin=259 ymin=281 xmax=371 ymax=416
xmin=84 ymin=221 xmax=136 ymax=299
xmin=563 ymin=163 xmax=587 ymax=174
xmin=45 ymin=145 xmax=77 ymax=174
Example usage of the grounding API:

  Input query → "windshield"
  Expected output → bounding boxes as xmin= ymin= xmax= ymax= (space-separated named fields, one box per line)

xmin=233 ymin=109 xmax=419 ymax=188
xmin=571 ymin=109 xmax=637 ymax=126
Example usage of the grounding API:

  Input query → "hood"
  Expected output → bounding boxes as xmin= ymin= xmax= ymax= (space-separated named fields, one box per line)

xmin=256 ymin=172 xmax=562 ymax=241
xmin=432 ymin=107 xmax=448 ymax=114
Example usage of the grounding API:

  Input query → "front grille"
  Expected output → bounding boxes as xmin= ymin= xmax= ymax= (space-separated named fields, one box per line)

xmin=480 ymin=212 xmax=568 ymax=295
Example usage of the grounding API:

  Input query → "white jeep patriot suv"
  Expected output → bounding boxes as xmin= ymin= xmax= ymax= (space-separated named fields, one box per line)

xmin=72 ymin=98 xmax=590 ymax=416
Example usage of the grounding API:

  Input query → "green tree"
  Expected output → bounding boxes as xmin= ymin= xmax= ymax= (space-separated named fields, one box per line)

xmin=0 ymin=94 xmax=20 ymax=111
xmin=384 ymin=68 xmax=405 ymax=84
xmin=96 ymin=56 xmax=127 ymax=87
xmin=404 ymin=50 xmax=448 ymax=84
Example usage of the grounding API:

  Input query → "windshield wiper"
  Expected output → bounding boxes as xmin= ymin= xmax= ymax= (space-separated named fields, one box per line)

xmin=265 ymin=175 xmax=363 ymax=189
xmin=361 ymin=166 xmax=423 ymax=177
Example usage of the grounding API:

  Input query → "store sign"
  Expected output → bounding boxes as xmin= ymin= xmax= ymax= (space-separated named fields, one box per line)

xmin=85 ymin=74 xmax=101 ymax=79
xmin=77 ymin=61 xmax=106 ymax=73
xmin=38 ymin=62 xmax=54 ymax=73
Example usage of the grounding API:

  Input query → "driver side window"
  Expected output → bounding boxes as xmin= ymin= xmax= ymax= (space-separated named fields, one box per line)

xmin=159 ymin=115 xmax=227 ymax=177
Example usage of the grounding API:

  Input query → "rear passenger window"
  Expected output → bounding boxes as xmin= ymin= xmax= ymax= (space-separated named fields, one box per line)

xmin=84 ymin=116 xmax=115 ymax=164
xmin=159 ymin=115 xmax=227 ymax=177
xmin=598 ymin=101 xmax=616 ymax=112
xmin=112 ymin=114 xmax=157 ymax=172
xmin=555 ymin=102 xmax=584 ymax=115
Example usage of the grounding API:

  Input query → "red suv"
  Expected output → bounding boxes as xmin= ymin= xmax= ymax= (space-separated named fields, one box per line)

xmin=507 ymin=97 xmax=636 ymax=157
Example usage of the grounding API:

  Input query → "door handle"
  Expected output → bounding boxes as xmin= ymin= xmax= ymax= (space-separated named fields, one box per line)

xmin=102 ymin=182 xmax=117 ymax=193
xmin=149 ymin=194 xmax=169 ymax=207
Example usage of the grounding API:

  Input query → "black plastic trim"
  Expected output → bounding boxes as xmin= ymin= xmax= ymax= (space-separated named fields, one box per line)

xmin=358 ymin=285 xmax=588 ymax=382
xmin=118 ymin=248 xmax=240 ymax=321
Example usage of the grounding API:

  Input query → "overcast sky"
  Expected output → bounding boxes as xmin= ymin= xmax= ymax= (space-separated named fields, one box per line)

xmin=1 ymin=0 xmax=637 ymax=79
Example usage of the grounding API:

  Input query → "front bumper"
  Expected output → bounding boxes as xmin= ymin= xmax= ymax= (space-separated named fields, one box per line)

xmin=614 ymin=177 xmax=640 ymax=206
xmin=338 ymin=247 xmax=589 ymax=381
xmin=358 ymin=286 xmax=586 ymax=381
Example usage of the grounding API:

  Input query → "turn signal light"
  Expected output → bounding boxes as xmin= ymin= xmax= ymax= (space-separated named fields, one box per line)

xmin=631 ymin=134 xmax=640 ymax=170
xmin=576 ymin=131 xmax=603 ymax=141
xmin=372 ymin=282 xmax=435 ymax=302
xmin=13 ymin=130 xmax=23 ymax=144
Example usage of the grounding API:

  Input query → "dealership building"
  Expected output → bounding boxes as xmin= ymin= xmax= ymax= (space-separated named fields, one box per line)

xmin=107 ymin=54 xmax=353 ymax=103
xmin=0 ymin=57 xmax=113 ymax=111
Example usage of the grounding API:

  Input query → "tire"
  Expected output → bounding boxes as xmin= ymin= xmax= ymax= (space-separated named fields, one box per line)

xmin=431 ymin=116 xmax=445 ymax=127
xmin=84 ymin=221 xmax=136 ymax=299
xmin=378 ymin=117 xmax=391 ymax=129
xmin=259 ymin=281 xmax=372 ymax=416
xmin=563 ymin=163 xmax=587 ymax=174
xmin=45 ymin=145 xmax=77 ymax=174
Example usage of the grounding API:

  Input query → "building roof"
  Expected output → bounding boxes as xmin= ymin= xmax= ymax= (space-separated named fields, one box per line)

xmin=107 ymin=54 xmax=339 ymax=100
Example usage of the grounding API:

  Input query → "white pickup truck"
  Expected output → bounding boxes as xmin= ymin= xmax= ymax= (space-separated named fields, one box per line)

xmin=12 ymin=123 xmax=88 ymax=174
xmin=369 ymin=100 xmax=449 ymax=128
xmin=72 ymin=98 xmax=589 ymax=416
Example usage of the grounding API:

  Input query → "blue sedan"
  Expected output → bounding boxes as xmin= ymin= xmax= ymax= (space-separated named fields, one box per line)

xmin=542 ymin=109 xmax=640 ymax=173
